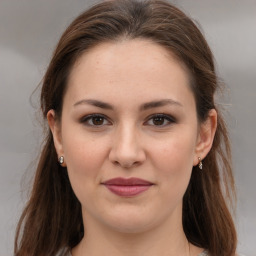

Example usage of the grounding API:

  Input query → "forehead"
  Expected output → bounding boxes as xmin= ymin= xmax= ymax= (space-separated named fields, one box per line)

xmin=65 ymin=39 xmax=195 ymax=109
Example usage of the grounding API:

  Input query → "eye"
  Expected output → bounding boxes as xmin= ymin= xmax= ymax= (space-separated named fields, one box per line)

xmin=81 ymin=114 xmax=111 ymax=126
xmin=146 ymin=114 xmax=175 ymax=127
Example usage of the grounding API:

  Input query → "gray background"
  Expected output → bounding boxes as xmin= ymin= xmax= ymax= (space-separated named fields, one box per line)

xmin=0 ymin=0 xmax=255 ymax=255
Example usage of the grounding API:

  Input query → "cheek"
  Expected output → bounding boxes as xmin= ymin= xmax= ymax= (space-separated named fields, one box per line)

xmin=62 ymin=128 xmax=109 ymax=192
xmin=150 ymin=130 xmax=196 ymax=198
xmin=62 ymin=133 xmax=112 ymax=214
xmin=152 ymin=131 xmax=196 ymax=172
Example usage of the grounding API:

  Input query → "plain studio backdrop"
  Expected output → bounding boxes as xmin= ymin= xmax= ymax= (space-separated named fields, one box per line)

xmin=0 ymin=0 xmax=255 ymax=255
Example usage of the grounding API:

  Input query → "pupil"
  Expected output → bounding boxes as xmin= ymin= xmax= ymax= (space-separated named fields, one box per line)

xmin=153 ymin=116 xmax=164 ymax=125
xmin=93 ymin=116 xmax=103 ymax=125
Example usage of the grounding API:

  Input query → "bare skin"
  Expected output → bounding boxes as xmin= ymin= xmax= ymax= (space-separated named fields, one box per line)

xmin=48 ymin=39 xmax=217 ymax=256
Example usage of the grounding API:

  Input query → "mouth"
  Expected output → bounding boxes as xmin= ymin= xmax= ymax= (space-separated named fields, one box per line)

xmin=101 ymin=177 xmax=154 ymax=197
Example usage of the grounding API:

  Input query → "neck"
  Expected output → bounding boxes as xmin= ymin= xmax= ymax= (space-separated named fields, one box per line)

xmin=73 ymin=207 xmax=191 ymax=256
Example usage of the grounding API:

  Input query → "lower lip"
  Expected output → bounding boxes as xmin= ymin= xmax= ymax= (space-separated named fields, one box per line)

xmin=104 ymin=184 xmax=152 ymax=197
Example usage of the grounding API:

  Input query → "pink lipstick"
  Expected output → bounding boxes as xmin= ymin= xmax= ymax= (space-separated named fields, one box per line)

xmin=102 ymin=177 xmax=153 ymax=197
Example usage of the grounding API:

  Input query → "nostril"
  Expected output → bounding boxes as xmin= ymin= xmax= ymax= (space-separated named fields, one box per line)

xmin=108 ymin=140 xmax=146 ymax=168
xmin=112 ymin=160 xmax=140 ymax=169
xmin=113 ymin=161 xmax=120 ymax=166
xmin=123 ymin=161 xmax=140 ymax=169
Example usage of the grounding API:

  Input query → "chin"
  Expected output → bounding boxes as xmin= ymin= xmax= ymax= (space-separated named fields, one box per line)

xmin=100 ymin=207 xmax=161 ymax=234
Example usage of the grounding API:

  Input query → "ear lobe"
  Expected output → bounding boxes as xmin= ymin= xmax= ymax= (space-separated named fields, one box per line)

xmin=47 ymin=109 xmax=64 ymax=158
xmin=193 ymin=109 xmax=217 ymax=166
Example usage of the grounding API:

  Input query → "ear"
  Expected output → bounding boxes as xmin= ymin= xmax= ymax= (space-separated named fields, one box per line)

xmin=47 ymin=109 xmax=66 ymax=166
xmin=193 ymin=109 xmax=217 ymax=166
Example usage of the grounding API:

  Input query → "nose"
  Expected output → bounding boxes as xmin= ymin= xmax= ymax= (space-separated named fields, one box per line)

xmin=109 ymin=124 xmax=146 ymax=169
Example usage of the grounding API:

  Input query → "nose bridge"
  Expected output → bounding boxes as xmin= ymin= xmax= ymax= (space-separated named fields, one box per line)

xmin=118 ymin=122 xmax=137 ymax=151
xmin=109 ymin=121 xmax=145 ymax=167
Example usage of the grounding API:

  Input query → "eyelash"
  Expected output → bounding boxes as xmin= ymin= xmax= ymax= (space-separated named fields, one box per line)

xmin=80 ymin=113 xmax=176 ymax=127
xmin=146 ymin=114 xmax=176 ymax=127
xmin=80 ymin=114 xmax=111 ymax=127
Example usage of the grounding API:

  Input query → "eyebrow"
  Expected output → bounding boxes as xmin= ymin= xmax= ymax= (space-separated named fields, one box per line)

xmin=73 ymin=98 xmax=183 ymax=110
xmin=74 ymin=99 xmax=113 ymax=109
xmin=139 ymin=99 xmax=183 ymax=111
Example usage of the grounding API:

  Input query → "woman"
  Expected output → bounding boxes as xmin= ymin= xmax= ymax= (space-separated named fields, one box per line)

xmin=15 ymin=0 xmax=238 ymax=255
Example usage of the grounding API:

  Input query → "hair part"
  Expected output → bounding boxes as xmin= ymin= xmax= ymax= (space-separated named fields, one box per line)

xmin=15 ymin=1 xmax=237 ymax=256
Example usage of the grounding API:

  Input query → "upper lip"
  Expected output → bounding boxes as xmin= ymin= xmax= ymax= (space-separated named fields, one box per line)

xmin=102 ymin=177 xmax=154 ymax=186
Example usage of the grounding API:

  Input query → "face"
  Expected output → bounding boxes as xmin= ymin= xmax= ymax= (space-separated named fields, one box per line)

xmin=48 ymin=39 xmax=216 ymax=234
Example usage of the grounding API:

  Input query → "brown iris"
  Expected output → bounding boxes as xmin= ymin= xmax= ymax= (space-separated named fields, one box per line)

xmin=152 ymin=116 xmax=165 ymax=125
xmin=92 ymin=116 xmax=104 ymax=125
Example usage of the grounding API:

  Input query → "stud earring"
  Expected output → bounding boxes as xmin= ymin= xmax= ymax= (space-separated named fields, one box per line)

xmin=58 ymin=156 xmax=64 ymax=165
xmin=198 ymin=157 xmax=203 ymax=170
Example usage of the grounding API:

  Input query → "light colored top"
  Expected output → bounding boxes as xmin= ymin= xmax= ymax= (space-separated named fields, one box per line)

xmin=199 ymin=251 xmax=209 ymax=256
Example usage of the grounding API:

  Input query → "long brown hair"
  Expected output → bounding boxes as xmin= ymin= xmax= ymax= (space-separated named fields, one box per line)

xmin=15 ymin=1 xmax=237 ymax=255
